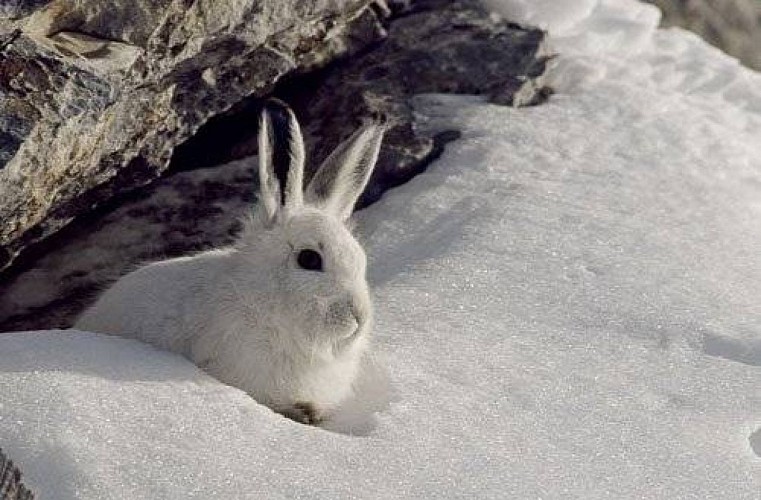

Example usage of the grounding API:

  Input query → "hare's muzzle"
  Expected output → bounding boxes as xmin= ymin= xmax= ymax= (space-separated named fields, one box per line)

xmin=327 ymin=297 xmax=370 ymax=340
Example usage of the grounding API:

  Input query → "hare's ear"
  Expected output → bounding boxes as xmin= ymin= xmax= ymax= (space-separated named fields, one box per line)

xmin=305 ymin=120 xmax=385 ymax=221
xmin=258 ymin=99 xmax=305 ymax=223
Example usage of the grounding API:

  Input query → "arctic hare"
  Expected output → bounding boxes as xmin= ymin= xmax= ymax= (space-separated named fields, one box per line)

xmin=76 ymin=99 xmax=385 ymax=424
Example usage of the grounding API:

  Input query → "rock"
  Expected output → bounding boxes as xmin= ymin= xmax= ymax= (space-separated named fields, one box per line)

xmin=643 ymin=0 xmax=761 ymax=70
xmin=0 ymin=1 xmax=51 ymax=20
xmin=0 ymin=447 xmax=35 ymax=500
xmin=0 ymin=0 xmax=387 ymax=273
xmin=0 ymin=0 xmax=549 ymax=332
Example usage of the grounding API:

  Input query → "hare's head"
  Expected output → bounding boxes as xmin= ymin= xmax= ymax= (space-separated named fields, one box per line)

xmin=238 ymin=99 xmax=385 ymax=351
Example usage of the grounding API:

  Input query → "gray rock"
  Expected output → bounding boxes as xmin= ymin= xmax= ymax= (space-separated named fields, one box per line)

xmin=0 ymin=1 xmax=51 ymax=20
xmin=0 ymin=0 xmax=386 ymax=273
xmin=0 ymin=447 xmax=34 ymax=500
xmin=643 ymin=0 xmax=761 ymax=70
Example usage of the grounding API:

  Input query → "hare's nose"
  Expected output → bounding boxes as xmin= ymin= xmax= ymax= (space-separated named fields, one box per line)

xmin=327 ymin=297 xmax=368 ymax=333
xmin=327 ymin=299 xmax=357 ymax=321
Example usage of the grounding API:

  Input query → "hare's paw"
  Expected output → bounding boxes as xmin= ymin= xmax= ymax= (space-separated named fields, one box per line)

xmin=278 ymin=402 xmax=324 ymax=425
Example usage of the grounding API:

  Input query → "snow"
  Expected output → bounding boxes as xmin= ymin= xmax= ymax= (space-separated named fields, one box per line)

xmin=483 ymin=0 xmax=601 ymax=35
xmin=3 ymin=1 xmax=761 ymax=498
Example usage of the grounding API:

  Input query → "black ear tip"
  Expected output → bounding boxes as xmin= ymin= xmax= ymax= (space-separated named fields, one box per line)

xmin=370 ymin=111 xmax=388 ymax=124
xmin=262 ymin=98 xmax=293 ymax=119
xmin=367 ymin=111 xmax=390 ymax=130
xmin=261 ymin=98 xmax=296 ymax=138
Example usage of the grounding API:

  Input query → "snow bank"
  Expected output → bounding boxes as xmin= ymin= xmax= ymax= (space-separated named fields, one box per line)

xmin=484 ymin=0 xmax=659 ymax=54
xmin=489 ymin=0 xmax=761 ymax=135
xmin=483 ymin=0 xmax=602 ymax=36
xmin=3 ymin=1 xmax=761 ymax=498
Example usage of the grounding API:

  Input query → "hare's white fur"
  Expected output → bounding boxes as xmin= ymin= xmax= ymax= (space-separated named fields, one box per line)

xmin=76 ymin=100 xmax=385 ymax=422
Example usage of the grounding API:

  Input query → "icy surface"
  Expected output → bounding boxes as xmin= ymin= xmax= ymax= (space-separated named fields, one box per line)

xmin=3 ymin=1 xmax=761 ymax=498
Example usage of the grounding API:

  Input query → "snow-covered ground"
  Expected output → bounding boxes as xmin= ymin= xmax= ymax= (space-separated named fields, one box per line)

xmin=2 ymin=1 xmax=761 ymax=497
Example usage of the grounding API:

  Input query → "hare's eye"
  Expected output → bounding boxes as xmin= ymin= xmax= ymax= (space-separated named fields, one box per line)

xmin=297 ymin=249 xmax=323 ymax=271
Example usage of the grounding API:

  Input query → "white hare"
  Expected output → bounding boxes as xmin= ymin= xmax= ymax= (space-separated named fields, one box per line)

xmin=76 ymin=99 xmax=385 ymax=424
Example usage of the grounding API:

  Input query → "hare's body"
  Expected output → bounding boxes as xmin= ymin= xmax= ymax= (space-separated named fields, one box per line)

xmin=77 ymin=246 xmax=366 ymax=413
xmin=76 ymin=100 xmax=384 ymax=423
xmin=76 ymin=250 xmax=235 ymax=355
